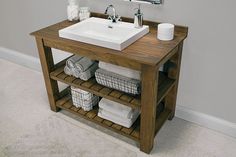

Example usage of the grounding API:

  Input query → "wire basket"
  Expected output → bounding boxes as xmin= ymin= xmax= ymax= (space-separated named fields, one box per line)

xmin=71 ymin=86 xmax=99 ymax=111
xmin=95 ymin=68 xmax=141 ymax=95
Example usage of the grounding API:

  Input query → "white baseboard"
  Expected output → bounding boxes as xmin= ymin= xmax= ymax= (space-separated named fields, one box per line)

xmin=1 ymin=46 xmax=235 ymax=138
xmin=0 ymin=47 xmax=41 ymax=71
xmin=176 ymin=105 xmax=236 ymax=138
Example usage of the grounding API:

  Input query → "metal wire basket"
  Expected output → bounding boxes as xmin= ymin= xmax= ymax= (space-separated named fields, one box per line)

xmin=95 ymin=68 xmax=141 ymax=95
xmin=71 ymin=86 xmax=99 ymax=111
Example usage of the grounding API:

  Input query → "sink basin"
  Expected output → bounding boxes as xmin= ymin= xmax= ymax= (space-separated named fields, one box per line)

xmin=59 ymin=17 xmax=149 ymax=51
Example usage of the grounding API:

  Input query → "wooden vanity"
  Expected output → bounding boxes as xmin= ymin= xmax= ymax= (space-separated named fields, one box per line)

xmin=31 ymin=13 xmax=188 ymax=154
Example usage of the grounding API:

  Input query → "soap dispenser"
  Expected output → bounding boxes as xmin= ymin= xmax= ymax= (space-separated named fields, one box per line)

xmin=134 ymin=4 xmax=143 ymax=28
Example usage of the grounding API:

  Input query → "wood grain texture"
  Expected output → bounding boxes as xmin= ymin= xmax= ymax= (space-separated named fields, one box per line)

xmin=50 ymin=60 xmax=175 ymax=110
xmin=31 ymin=13 xmax=188 ymax=154
xmin=165 ymin=42 xmax=184 ymax=120
xmin=56 ymin=95 xmax=140 ymax=142
xmin=89 ymin=13 xmax=188 ymax=36
xmin=56 ymin=90 xmax=171 ymax=142
xmin=140 ymin=65 xmax=158 ymax=153
xmin=31 ymin=13 xmax=188 ymax=70
xmin=36 ymin=37 xmax=60 ymax=112
xmin=56 ymin=93 xmax=171 ymax=143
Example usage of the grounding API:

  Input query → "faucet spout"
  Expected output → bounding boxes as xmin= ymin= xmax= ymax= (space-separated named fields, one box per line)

xmin=104 ymin=5 xmax=121 ymax=23
xmin=105 ymin=5 xmax=116 ymax=18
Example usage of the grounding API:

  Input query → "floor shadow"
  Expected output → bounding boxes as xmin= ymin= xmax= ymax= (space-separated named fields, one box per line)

xmin=151 ymin=117 xmax=196 ymax=155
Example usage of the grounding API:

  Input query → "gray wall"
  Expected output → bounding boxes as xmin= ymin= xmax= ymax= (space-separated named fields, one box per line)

xmin=0 ymin=0 xmax=235 ymax=123
xmin=0 ymin=0 xmax=87 ymax=57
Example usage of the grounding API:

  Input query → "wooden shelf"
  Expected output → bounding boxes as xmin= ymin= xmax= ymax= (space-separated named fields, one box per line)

xmin=50 ymin=60 xmax=176 ymax=109
xmin=56 ymin=93 xmax=171 ymax=142
xmin=50 ymin=59 xmax=174 ymax=144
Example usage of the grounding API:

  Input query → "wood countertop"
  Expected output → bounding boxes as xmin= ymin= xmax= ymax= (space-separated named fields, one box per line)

xmin=31 ymin=13 xmax=188 ymax=70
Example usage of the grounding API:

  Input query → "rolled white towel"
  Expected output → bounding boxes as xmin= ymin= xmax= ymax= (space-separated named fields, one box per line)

xmin=79 ymin=63 xmax=98 ymax=81
xmin=99 ymin=98 xmax=138 ymax=119
xmin=75 ymin=57 xmax=95 ymax=72
xmin=66 ymin=55 xmax=83 ymax=69
xmin=72 ymin=68 xmax=81 ymax=78
xmin=64 ymin=65 xmax=73 ymax=76
xmin=99 ymin=61 xmax=141 ymax=80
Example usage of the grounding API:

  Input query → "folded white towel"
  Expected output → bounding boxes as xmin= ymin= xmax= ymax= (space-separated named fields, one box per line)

xmin=98 ymin=108 xmax=139 ymax=128
xmin=100 ymin=107 xmax=139 ymax=120
xmin=75 ymin=57 xmax=95 ymax=72
xmin=66 ymin=55 xmax=83 ymax=69
xmin=99 ymin=98 xmax=138 ymax=119
xmin=64 ymin=63 xmax=98 ymax=80
xmin=99 ymin=61 xmax=141 ymax=80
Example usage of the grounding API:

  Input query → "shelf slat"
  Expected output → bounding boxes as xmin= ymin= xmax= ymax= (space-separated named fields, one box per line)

xmin=56 ymin=94 xmax=171 ymax=143
xmin=50 ymin=61 xmax=175 ymax=109
xmin=56 ymin=96 xmax=140 ymax=142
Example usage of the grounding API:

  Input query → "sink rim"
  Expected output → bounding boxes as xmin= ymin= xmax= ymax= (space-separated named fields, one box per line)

xmin=59 ymin=17 xmax=150 ymax=51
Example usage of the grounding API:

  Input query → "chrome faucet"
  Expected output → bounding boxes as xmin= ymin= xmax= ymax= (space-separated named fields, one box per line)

xmin=104 ymin=5 xmax=121 ymax=23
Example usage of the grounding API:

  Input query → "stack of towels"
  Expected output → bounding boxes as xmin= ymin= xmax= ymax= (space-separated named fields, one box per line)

xmin=64 ymin=55 xmax=98 ymax=81
xmin=98 ymin=98 xmax=140 ymax=128
xmin=95 ymin=61 xmax=141 ymax=95
xmin=71 ymin=86 xmax=99 ymax=111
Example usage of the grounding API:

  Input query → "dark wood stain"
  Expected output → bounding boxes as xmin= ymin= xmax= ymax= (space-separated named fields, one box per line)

xmin=31 ymin=12 xmax=187 ymax=154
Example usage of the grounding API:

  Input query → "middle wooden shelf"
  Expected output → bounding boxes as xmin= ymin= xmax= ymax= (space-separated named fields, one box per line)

xmin=50 ymin=59 xmax=176 ymax=109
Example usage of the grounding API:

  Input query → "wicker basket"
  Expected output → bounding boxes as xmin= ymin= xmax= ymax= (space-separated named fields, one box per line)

xmin=71 ymin=86 xmax=99 ymax=111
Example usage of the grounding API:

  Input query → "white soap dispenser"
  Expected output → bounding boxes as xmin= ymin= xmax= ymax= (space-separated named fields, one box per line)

xmin=67 ymin=0 xmax=79 ymax=21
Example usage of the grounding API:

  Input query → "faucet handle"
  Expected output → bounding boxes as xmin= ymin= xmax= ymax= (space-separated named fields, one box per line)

xmin=107 ymin=15 xmax=114 ymax=22
xmin=113 ymin=15 xmax=122 ymax=23
xmin=107 ymin=15 xmax=121 ymax=23
xmin=116 ymin=15 xmax=122 ymax=22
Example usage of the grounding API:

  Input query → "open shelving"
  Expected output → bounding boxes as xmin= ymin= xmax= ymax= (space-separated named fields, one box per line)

xmin=31 ymin=13 xmax=187 ymax=153
xmin=49 ymin=59 xmax=174 ymax=142
xmin=50 ymin=59 xmax=176 ymax=109
xmin=56 ymin=92 xmax=171 ymax=142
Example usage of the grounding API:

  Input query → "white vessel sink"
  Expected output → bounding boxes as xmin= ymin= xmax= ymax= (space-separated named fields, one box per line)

xmin=59 ymin=17 xmax=149 ymax=51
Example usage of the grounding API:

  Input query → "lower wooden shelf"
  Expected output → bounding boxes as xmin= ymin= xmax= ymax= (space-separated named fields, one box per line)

xmin=56 ymin=93 xmax=172 ymax=142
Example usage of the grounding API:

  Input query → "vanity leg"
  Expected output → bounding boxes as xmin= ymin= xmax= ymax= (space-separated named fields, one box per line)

xmin=165 ymin=42 xmax=183 ymax=120
xmin=36 ymin=37 xmax=60 ymax=112
xmin=140 ymin=65 xmax=158 ymax=154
